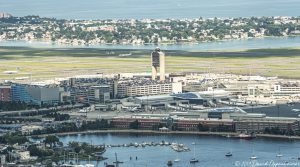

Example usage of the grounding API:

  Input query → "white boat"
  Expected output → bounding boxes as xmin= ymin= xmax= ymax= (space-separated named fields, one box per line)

xmin=190 ymin=143 xmax=199 ymax=163
xmin=250 ymin=155 xmax=257 ymax=160
xmin=174 ymin=158 xmax=180 ymax=162
xmin=292 ymin=109 xmax=300 ymax=112
xmin=85 ymin=164 xmax=95 ymax=167
xmin=276 ymin=147 xmax=283 ymax=157
xmin=250 ymin=147 xmax=257 ymax=160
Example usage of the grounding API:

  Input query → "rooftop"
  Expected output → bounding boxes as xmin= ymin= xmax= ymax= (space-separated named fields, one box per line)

xmin=172 ymin=92 xmax=203 ymax=99
xmin=135 ymin=94 xmax=173 ymax=100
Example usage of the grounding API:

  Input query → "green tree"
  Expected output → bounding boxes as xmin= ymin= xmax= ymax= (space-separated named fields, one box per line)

xmin=44 ymin=135 xmax=59 ymax=148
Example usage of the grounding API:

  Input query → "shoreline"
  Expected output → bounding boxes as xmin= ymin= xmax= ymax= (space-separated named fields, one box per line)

xmin=34 ymin=129 xmax=300 ymax=141
xmin=1 ymin=36 xmax=300 ymax=51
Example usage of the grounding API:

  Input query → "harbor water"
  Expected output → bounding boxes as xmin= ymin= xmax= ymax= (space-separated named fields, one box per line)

xmin=1 ymin=36 xmax=300 ymax=51
xmin=59 ymin=133 xmax=300 ymax=167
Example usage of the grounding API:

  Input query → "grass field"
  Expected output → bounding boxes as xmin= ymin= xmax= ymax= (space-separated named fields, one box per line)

xmin=0 ymin=46 xmax=300 ymax=82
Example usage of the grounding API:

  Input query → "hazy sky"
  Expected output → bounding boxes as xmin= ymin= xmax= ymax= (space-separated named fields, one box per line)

xmin=1 ymin=0 xmax=299 ymax=19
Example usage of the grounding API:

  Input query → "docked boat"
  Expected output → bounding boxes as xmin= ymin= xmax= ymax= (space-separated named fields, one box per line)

xmin=233 ymin=133 xmax=256 ymax=140
xmin=170 ymin=143 xmax=190 ymax=152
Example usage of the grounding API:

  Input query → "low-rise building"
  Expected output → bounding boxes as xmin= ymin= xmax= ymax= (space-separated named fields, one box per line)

xmin=21 ymin=125 xmax=43 ymax=135
xmin=272 ymin=82 xmax=300 ymax=97
xmin=0 ymin=86 xmax=11 ymax=102
xmin=235 ymin=117 xmax=300 ymax=132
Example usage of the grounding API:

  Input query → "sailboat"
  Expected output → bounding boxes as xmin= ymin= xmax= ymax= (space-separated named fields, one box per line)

xmin=276 ymin=147 xmax=283 ymax=157
xmin=174 ymin=141 xmax=181 ymax=162
xmin=85 ymin=155 xmax=95 ymax=167
xmin=225 ymin=135 xmax=233 ymax=157
xmin=174 ymin=152 xmax=180 ymax=162
xmin=113 ymin=152 xmax=123 ymax=167
xmin=190 ymin=143 xmax=199 ymax=163
xmin=249 ymin=143 xmax=257 ymax=160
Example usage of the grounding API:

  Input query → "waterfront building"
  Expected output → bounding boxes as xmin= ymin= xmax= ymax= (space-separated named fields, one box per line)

xmin=175 ymin=118 xmax=234 ymax=131
xmin=110 ymin=115 xmax=234 ymax=131
xmin=111 ymin=117 xmax=162 ymax=129
xmin=111 ymin=107 xmax=300 ymax=133
xmin=235 ymin=117 xmax=300 ymax=132
xmin=151 ymin=48 xmax=165 ymax=81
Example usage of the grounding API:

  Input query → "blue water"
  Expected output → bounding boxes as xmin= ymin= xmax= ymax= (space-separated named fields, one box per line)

xmin=1 ymin=36 xmax=300 ymax=51
xmin=58 ymin=133 xmax=300 ymax=167
xmin=1 ymin=0 xmax=300 ymax=19
xmin=1 ymin=0 xmax=300 ymax=51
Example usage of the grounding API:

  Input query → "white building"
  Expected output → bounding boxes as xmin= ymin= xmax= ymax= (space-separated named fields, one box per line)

xmin=21 ymin=125 xmax=43 ymax=135
xmin=126 ymin=82 xmax=182 ymax=97
xmin=17 ymin=151 xmax=30 ymax=161
xmin=272 ymin=83 xmax=300 ymax=96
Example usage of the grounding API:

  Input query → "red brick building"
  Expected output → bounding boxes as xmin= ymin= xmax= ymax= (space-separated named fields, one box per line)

xmin=110 ymin=117 xmax=162 ymax=130
xmin=175 ymin=119 xmax=234 ymax=131
xmin=0 ymin=86 xmax=11 ymax=102
xmin=110 ymin=117 xmax=234 ymax=132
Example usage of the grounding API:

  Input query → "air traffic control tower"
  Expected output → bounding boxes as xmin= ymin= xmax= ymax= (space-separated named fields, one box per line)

xmin=151 ymin=48 xmax=165 ymax=81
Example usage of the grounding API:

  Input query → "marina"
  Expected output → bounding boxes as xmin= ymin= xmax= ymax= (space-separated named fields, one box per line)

xmin=1 ymin=0 xmax=300 ymax=167
xmin=105 ymin=141 xmax=190 ymax=152
xmin=58 ymin=133 xmax=300 ymax=167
